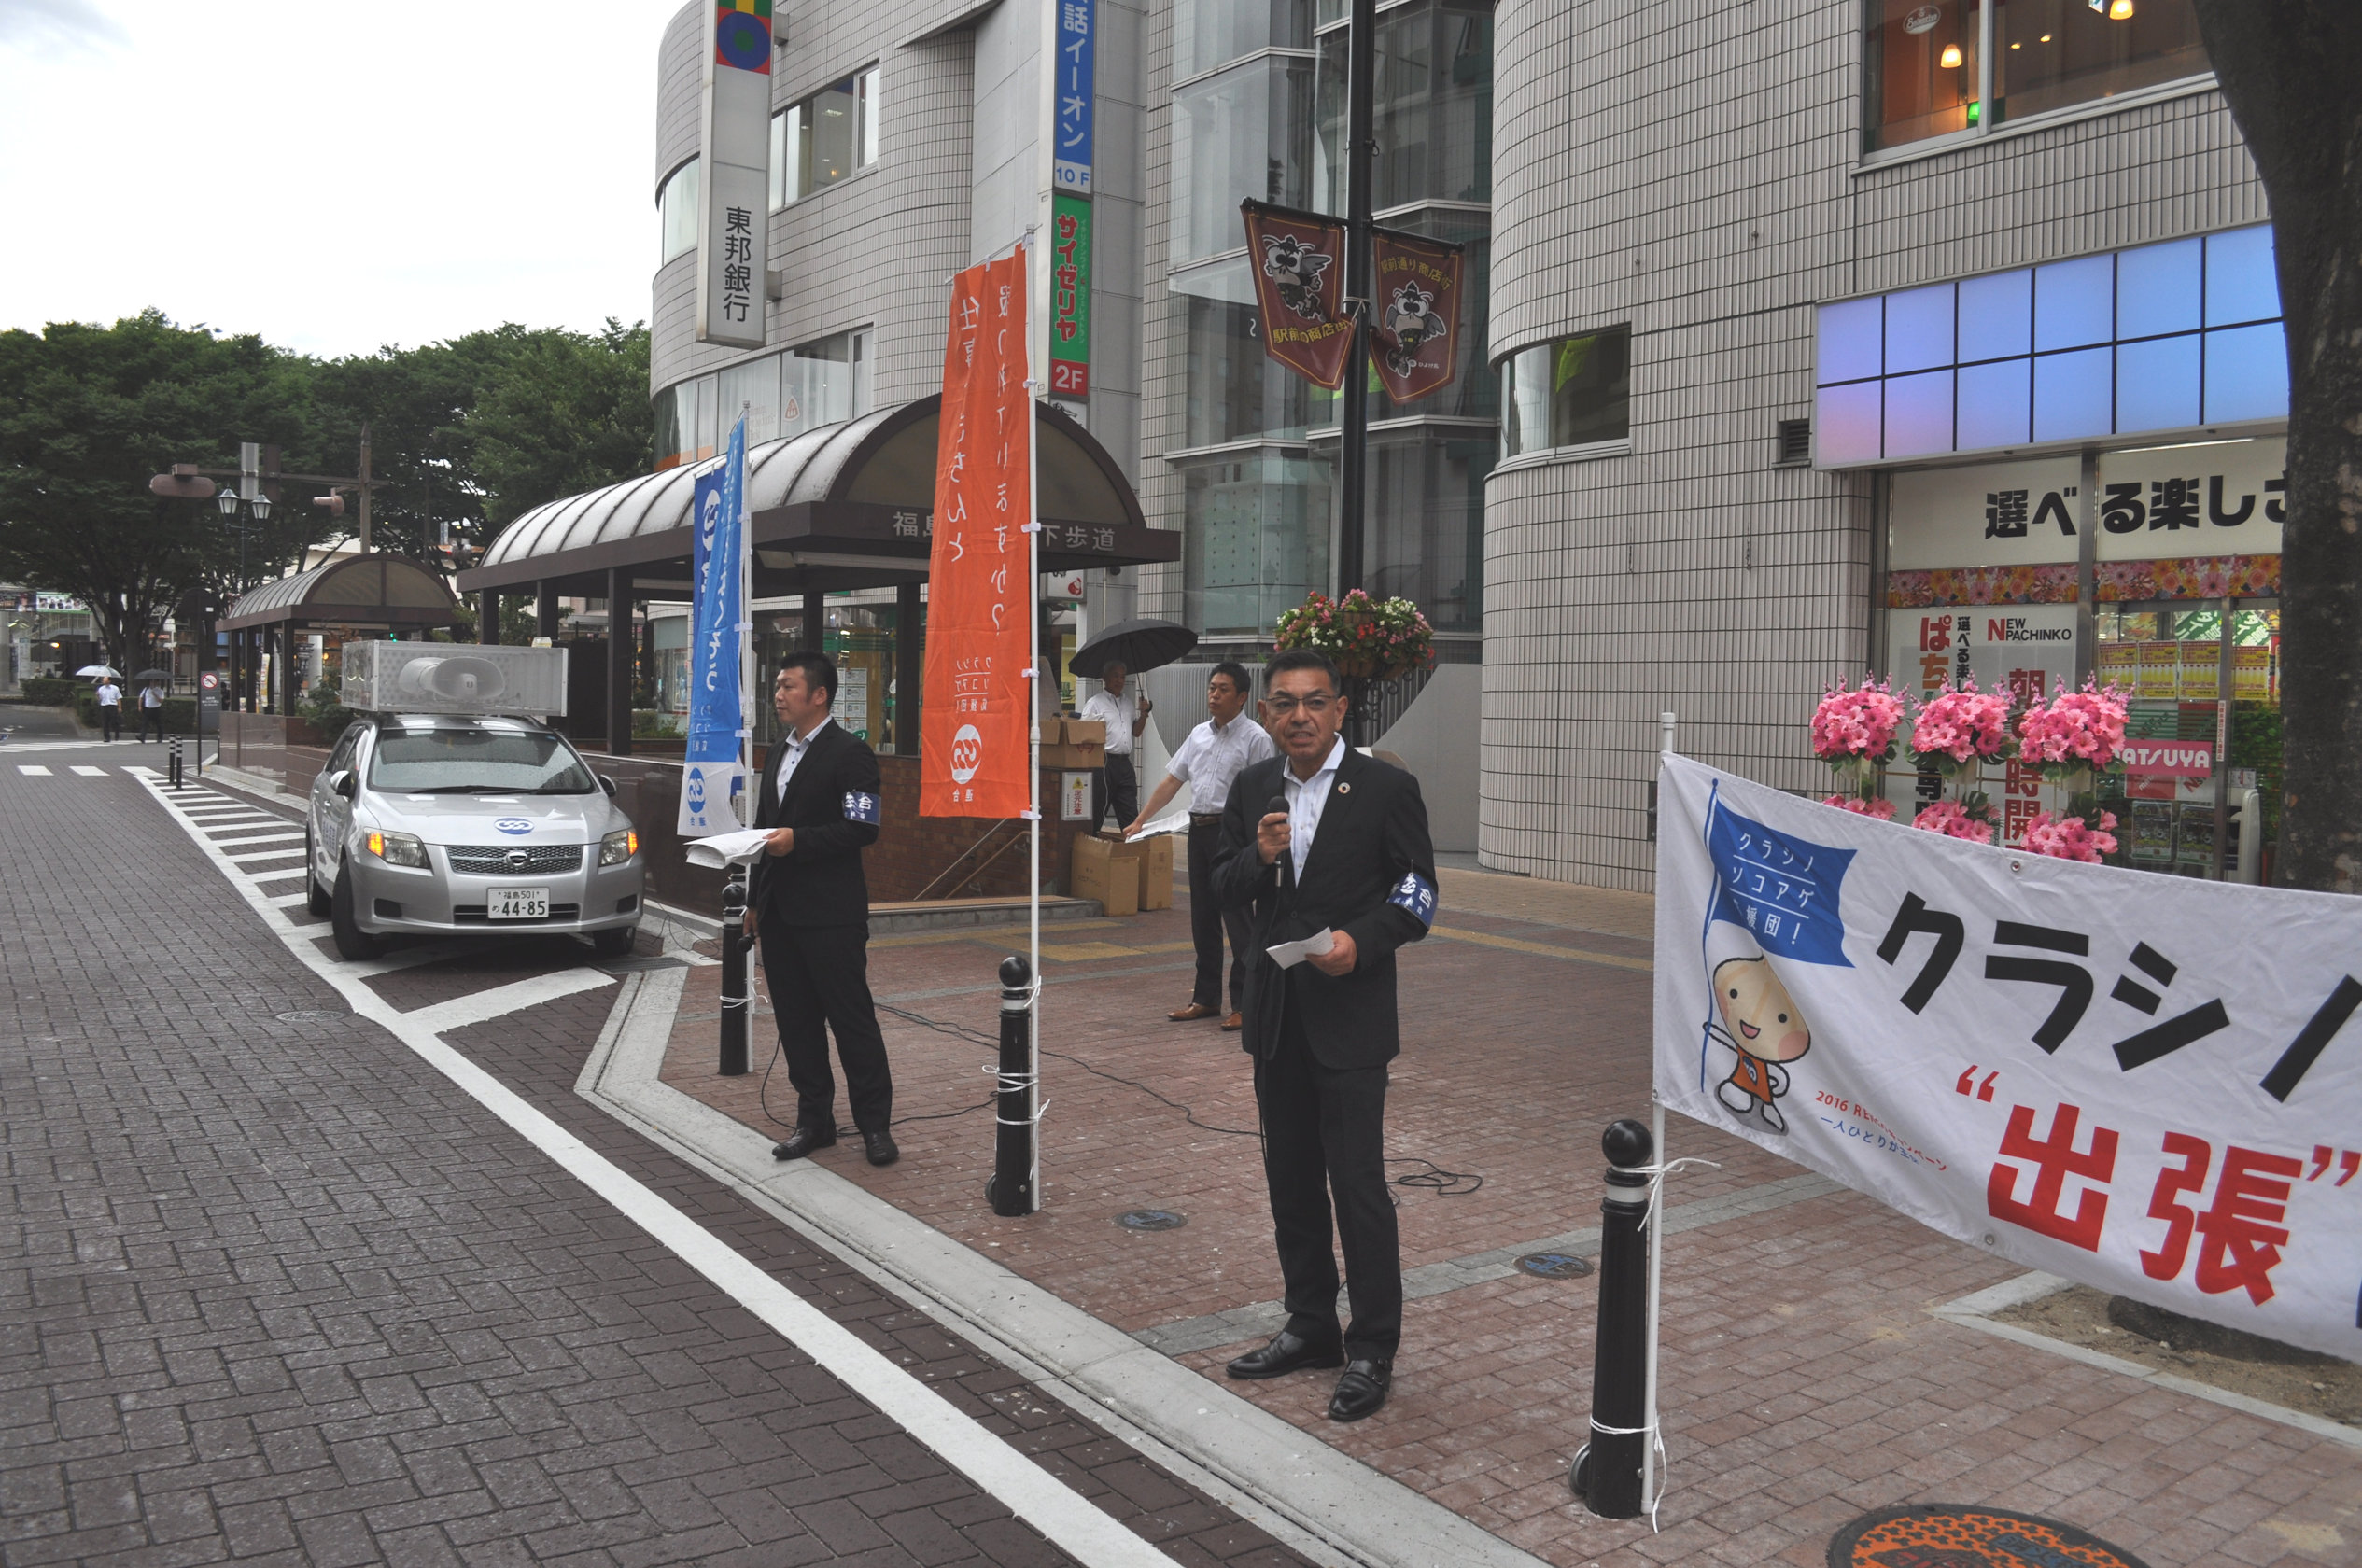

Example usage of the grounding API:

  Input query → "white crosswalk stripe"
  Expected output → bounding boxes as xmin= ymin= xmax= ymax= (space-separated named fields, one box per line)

xmin=17 ymin=765 xmax=51 ymax=776
xmin=70 ymin=765 xmax=107 ymax=777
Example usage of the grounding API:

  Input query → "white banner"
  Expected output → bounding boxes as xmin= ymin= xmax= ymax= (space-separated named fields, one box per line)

xmin=1652 ymin=753 xmax=2362 ymax=1361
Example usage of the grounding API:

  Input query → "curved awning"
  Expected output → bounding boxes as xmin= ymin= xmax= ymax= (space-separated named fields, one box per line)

xmin=220 ymin=553 xmax=459 ymax=633
xmin=455 ymin=394 xmax=1174 ymax=598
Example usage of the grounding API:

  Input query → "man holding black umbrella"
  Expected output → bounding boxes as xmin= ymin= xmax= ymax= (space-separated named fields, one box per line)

xmin=1078 ymin=660 xmax=1150 ymax=832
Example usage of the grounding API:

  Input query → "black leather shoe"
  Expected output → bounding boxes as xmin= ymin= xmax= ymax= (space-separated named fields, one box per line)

xmin=771 ymin=1126 xmax=837 ymax=1161
xmin=1327 ymin=1358 xmax=1392 ymax=1421
xmin=1224 ymin=1330 xmax=1343 ymax=1380
xmin=863 ymin=1128 xmax=900 ymax=1167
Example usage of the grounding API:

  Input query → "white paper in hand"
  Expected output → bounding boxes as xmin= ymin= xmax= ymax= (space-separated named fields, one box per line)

xmin=1264 ymin=928 xmax=1335 ymax=969
xmin=1124 ymin=807 xmax=1194 ymax=841
xmin=683 ymin=827 xmax=774 ymax=870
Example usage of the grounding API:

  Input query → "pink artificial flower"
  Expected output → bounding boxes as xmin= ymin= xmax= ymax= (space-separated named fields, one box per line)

xmin=1909 ymin=679 xmax=2016 ymax=765
xmin=2021 ymin=808 xmax=2119 ymax=862
xmin=2017 ymin=679 xmax=2130 ymax=771
xmin=1821 ymin=794 xmax=1897 ymax=820
xmin=1811 ymin=679 xmax=1906 ymax=763
xmin=1912 ymin=799 xmax=1996 ymax=843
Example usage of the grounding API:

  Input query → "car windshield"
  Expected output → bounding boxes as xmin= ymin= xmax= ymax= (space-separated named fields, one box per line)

xmin=365 ymin=727 xmax=597 ymax=793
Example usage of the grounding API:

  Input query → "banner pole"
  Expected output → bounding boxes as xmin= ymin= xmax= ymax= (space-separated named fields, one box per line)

xmin=1025 ymin=231 xmax=1044 ymax=1214
xmin=1641 ymin=708 xmax=1673 ymax=1516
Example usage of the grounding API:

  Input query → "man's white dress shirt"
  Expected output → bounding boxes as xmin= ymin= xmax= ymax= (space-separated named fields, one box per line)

xmin=1167 ymin=711 xmax=1277 ymax=814
xmin=775 ymin=716 xmax=833 ymax=803
xmin=1279 ymin=735 xmax=1346 ymax=884
xmin=1078 ymin=686 xmax=1139 ymax=757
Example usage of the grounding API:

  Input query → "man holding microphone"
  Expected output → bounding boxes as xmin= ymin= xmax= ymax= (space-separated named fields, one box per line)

xmin=1213 ymin=649 xmax=1437 ymax=1421
xmin=1127 ymin=661 xmax=1275 ymax=1029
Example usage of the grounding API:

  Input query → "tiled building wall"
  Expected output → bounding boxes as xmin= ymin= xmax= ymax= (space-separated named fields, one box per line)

xmin=1482 ymin=0 xmax=2265 ymax=891
xmin=649 ymin=0 xmax=980 ymax=408
xmin=1133 ymin=0 xmax=1186 ymax=622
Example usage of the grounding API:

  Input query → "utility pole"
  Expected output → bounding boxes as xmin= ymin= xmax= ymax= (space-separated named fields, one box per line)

xmin=1335 ymin=0 xmax=1376 ymax=601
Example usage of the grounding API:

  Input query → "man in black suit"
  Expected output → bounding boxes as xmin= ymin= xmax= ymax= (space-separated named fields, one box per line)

xmin=1213 ymin=648 xmax=1437 ymax=1421
xmin=745 ymin=651 xmax=899 ymax=1167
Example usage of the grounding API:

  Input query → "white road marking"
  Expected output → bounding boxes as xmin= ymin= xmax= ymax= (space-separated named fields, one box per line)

xmin=132 ymin=782 xmax=1179 ymax=1568
xmin=210 ymin=830 xmax=306 ymax=847
xmin=400 ymin=971 xmax=617 ymax=1037
xmin=223 ymin=847 xmax=306 ymax=864
xmin=71 ymin=765 xmax=107 ymax=777
xmin=18 ymin=765 xmax=52 ymax=776
xmin=267 ymin=892 xmax=312 ymax=907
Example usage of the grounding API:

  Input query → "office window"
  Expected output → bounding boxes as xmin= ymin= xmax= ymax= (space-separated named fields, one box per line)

xmin=1864 ymin=0 xmax=1982 ymax=152
xmin=657 ymin=160 xmax=699 ymax=263
xmin=1992 ymin=0 xmax=2206 ymax=124
xmin=1170 ymin=55 xmax=1315 ymax=263
xmin=1499 ymin=327 xmax=1629 ymax=456
xmin=1175 ymin=0 xmax=1314 ymax=78
xmin=780 ymin=328 xmax=874 ymax=438
xmin=1364 ymin=427 xmax=1494 ymax=634
xmin=1183 ymin=287 xmax=1312 ymax=447
xmin=1314 ymin=0 xmax=1494 ymax=211
xmin=772 ymin=66 xmax=880 ymax=207
xmin=1180 ymin=449 xmax=1330 ymax=637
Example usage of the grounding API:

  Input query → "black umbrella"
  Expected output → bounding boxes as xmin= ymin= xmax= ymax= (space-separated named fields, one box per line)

xmin=1065 ymin=617 xmax=1198 ymax=680
xmin=134 ymin=668 xmax=174 ymax=681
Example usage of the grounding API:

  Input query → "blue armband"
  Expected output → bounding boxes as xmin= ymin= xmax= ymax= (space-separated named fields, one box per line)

xmin=1386 ymin=870 xmax=1437 ymax=926
xmin=842 ymin=790 xmax=881 ymax=825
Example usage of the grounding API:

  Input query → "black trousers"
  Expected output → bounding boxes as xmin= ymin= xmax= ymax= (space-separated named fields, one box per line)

xmin=138 ymin=707 xmax=164 ymax=741
xmin=1255 ymin=1002 xmax=1401 ymax=1360
xmin=1093 ymin=753 xmax=1138 ymax=832
xmin=758 ymin=919 xmax=894 ymax=1135
xmin=1187 ymin=819 xmax=1252 ymax=1010
xmin=99 ymin=706 xmax=120 ymax=741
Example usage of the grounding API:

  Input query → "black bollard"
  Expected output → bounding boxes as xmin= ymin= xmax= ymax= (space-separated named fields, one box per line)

xmin=167 ymin=733 xmax=184 ymax=790
xmin=719 ymin=866 xmax=751 ymax=1076
xmin=1570 ymin=1116 xmax=1654 ymax=1518
xmin=988 ymin=954 xmax=1035 ymax=1215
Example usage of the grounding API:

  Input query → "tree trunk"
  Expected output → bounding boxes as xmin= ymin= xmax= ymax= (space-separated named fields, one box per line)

xmin=2186 ymin=1 xmax=2362 ymax=893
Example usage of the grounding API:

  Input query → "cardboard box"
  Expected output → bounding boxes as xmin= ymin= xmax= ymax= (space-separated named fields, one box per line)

xmin=1040 ymin=716 xmax=1106 ymax=769
xmin=1069 ymin=832 xmax=1140 ymax=917
xmin=1137 ymin=833 xmax=1174 ymax=911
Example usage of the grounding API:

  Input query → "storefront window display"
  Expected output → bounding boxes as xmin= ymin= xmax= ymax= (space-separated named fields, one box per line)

xmin=750 ymin=598 xmax=920 ymax=756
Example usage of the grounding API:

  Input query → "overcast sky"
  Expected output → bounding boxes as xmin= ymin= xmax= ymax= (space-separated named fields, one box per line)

xmin=0 ymin=0 xmax=679 ymax=359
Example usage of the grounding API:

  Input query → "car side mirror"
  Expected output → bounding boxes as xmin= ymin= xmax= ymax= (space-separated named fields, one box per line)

xmin=598 ymin=775 xmax=618 ymax=797
xmin=331 ymin=770 xmax=357 ymax=800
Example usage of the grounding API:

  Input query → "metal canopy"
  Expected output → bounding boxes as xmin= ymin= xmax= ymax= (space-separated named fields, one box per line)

xmin=218 ymin=553 xmax=458 ymax=632
xmin=454 ymin=394 xmax=1174 ymax=598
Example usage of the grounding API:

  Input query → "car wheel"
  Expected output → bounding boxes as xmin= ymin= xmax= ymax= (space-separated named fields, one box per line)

xmin=330 ymin=859 xmax=382 ymax=960
xmin=591 ymin=924 xmax=639 ymax=958
xmin=305 ymin=830 xmax=332 ymax=917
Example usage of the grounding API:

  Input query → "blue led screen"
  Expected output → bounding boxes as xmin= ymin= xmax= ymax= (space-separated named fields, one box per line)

xmin=1814 ymin=225 xmax=2285 ymax=467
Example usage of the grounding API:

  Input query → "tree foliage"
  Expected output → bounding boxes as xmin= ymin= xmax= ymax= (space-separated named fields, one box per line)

xmin=2186 ymin=0 xmax=2362 ymax=893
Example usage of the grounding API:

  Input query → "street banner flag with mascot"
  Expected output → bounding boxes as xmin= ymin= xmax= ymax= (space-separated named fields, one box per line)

xmin=921 ymin=251 xmax=1033 ymax=819
xmin=1240 ymin=200 xmax=1352 ymax=390
xmin=1653 ymin=751 xmax=2362 ymax=1361
xmin=1370 ymin=226 xmax=1465 ymax=404
xmin=678 ymin=414 xmax=750 ymax=836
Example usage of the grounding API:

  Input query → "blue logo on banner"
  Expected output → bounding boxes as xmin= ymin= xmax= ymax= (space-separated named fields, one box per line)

xmin=1052 ymin=0 xmax=1094 ymax=192
xmin=842 ymin=791 xmax=880 ymax=826
xmin=682 ymin=416 xmax=748 ymax=832
xmin=495 ymin=818 xmax=532 ymax=836
xmin=1386 ymin=870 xmax=1437 ymax=926
xmin=1706 ymin=803 xmax=1853 ymax=966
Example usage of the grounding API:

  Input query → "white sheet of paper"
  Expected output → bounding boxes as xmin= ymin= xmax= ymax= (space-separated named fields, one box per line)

xmin=683 ymin=826 xmax=774 ymax=869
xmin=1264 ymin=928 xmax=1335 ymax=970
xmin=1123 ymin=807 xmax=1194 ymax=841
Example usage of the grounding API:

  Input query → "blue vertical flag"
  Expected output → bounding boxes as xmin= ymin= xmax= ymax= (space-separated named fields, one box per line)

xmin=1052 ymin=0 xmax=1093 ymax=193
xmin=680 ymin=415 xmax=749 ymax=835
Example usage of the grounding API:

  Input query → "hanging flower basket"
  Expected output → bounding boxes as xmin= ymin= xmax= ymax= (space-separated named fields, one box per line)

xmin=1272 ymin=589 xmax=1436 ymax=683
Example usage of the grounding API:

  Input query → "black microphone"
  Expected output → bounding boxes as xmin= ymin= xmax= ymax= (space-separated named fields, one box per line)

xmin=1265 ymin=793 xmax=1291 ymax=889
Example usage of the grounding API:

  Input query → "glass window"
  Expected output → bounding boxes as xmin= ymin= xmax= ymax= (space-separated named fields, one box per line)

xmin=1315 ymin=0 xmax=1494 ymax=212
xmin=1883 ymin=369 xmax=1955 ymax=457
xmin=1363 ymin=427 xmax=1494 ymax=634
xmin=770 ymin=108 xmax=799 ymax=207
xmin=1992 ymin=0 xmax=2206 ymax=126
xmin=2116 ymin=236 xmax=2201 ymax=339
xmin=1883 ymin=284 xmax=1955 ymax=374
xmin=1171 ymin=56 xmax=1315 ymax=264
xmin=1184 ymin=289 xmax=1312 ymax=446
xmin=2202 ymin=324 xmax=2289 ymax=425
xmin=658 ymin=159 xmax=699 ymax=264
xmin=651 ymin=385 xmax=684 ymax=470
xmin=1863 ymin=0 xmax=1982 ymax=152
xmin=367 ymin=725 xmax=596 ymax=794
xmin=2203 ymin=226 xmax=2279 ymax=327
xmin=719 ymin=357 xmax=780 ymax=444
xmin=1175 ymin=0 xmax=1312 ymax=78
xmin=1958 ymin=268 xmax=2032 ymax=359
xmin=1954 ymin=357 xmax=2031 ymax=449
xmin=2030 ymin=344 xmax=2110 ymax=442
xmin=1180 ymin=448 xmax=1330 ymax=636
xmin=858 ymin=66 xmax=881 ymax=167
xmin=2115 ymin=334 xmax=2200 ymax=432
xmin=2033 ymin=253 xmax=2114 ymax=351
xmin=773 ymin=68 xmax=878 ymax=206
xmin=779 ymin=328 xmax=874 ymax=437
xmin=1499 ymin=326 xmax=1629 ymax=456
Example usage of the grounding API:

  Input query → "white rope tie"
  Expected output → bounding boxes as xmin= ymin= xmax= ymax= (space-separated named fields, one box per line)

xmin=1595 ymin=1155 xmax=1719 ymax=1533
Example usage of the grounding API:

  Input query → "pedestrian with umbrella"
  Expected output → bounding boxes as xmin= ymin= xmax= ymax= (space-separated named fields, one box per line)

xmin=134 ymin=668 xmax=173 ymax=743
xmin=1067 ymin=617 xmax=1197 ymax=834
xmin=82 ymin=666 xmax=124 ymax=742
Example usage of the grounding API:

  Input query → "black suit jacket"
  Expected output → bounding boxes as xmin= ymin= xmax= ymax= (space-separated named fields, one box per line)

xmin=749 ymin=721 xmax=882 ymax=927
xmin=1212 ymin=748 xmax=1437 ymax=1070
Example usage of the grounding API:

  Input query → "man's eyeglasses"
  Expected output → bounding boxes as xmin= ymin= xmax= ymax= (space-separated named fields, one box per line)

xmin=1263 ymin=694 xmax=1338 ymax=717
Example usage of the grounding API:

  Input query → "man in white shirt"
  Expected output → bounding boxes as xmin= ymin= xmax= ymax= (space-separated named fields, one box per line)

xmin=1128 ymin=662 xmax=1275 ymax=1029
xmin=1077 ymin=659 xmax=1151 ymax=833
xmin=93 ymin=678 xmax=122 ymax=742
xmin=137 ymin=679 xmax=167 ymax=743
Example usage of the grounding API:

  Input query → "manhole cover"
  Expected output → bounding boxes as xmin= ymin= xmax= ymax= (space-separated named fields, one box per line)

xmin=1116 ymin=1209 xmax=1186 ymax=1231
xmin=1514 ymin=1251 xmax=1593 ymax=1280
xmin=1830 ymin=1505 xmax=2151 ymax=1568
xmin=274 ymin=1010 xmax=344 ymax=1024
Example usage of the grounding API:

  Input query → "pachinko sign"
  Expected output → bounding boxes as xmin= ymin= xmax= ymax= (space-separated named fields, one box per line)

xmin=1653 ymin=752 xmax=2362 ymax=1360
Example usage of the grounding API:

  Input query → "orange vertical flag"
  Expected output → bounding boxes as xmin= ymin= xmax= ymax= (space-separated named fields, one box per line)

xmin=921 ymin=250 xmax=1034 ymax=819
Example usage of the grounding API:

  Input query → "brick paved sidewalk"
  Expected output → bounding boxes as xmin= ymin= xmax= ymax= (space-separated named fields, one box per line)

xmin=656 ymin=871 xmax=2361 ymax=1568
xmin=0 ymin=763 xmax=1324 ymax=1568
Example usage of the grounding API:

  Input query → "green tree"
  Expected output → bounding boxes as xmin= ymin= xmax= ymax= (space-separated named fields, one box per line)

xmin=2187 ymin=1 xmax=2362 ymax=893
xmin=468 ymin=319 xmax=653 ymax=533
xmin=0 ymin=312 xmax=326 ymax=672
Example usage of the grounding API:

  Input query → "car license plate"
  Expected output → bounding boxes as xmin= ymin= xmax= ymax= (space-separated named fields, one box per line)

xmin=488 ymin=887 xmax=550 ymax=920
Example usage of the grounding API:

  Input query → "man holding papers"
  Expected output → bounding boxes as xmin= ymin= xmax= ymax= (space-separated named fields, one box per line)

xmin=1126 ymin=661 xmax=1275 ymax=1029
xmin=1212 ymin=649 xmax=1437 ymax=1422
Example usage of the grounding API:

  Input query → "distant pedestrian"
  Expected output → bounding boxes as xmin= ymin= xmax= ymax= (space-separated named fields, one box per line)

xmin=137 ymin=681 xmax=166 ymax=743
xmin=94 ymin=678 xmax=122 ymax=742
xmin=1080 ymin=660 xmax=1150 ymax=832
xmin=1127 ymin=661 xmax=1275 ymax=1029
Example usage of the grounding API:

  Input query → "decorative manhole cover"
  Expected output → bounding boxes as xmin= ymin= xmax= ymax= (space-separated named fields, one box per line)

xmin=1514 ymin=1252 xmax=1593 ymax=1280
xmin=1116 ymin=1209 xmax=1186 ymax=1231
xmin=274 ymin=1010 xmax=343 ymax=1024
xmin=1830 ymin=1505 xmax=2151 ymax=1568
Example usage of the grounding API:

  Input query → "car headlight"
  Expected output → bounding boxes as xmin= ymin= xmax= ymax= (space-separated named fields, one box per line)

xmin=367 ymin=830 xmax=429 ymax=868
xmin=600 ymin=828 xmax=639 ymax=866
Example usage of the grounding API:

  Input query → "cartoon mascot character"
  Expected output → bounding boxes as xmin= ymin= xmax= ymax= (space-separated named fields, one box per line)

xmin=1381 ymin=281 xmax=1446 ymax=379
xmin=1260 ymin=232 xmax=1334 ymax=322
xmin=1708 ymin=954 xmax=1812 ymax=1133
